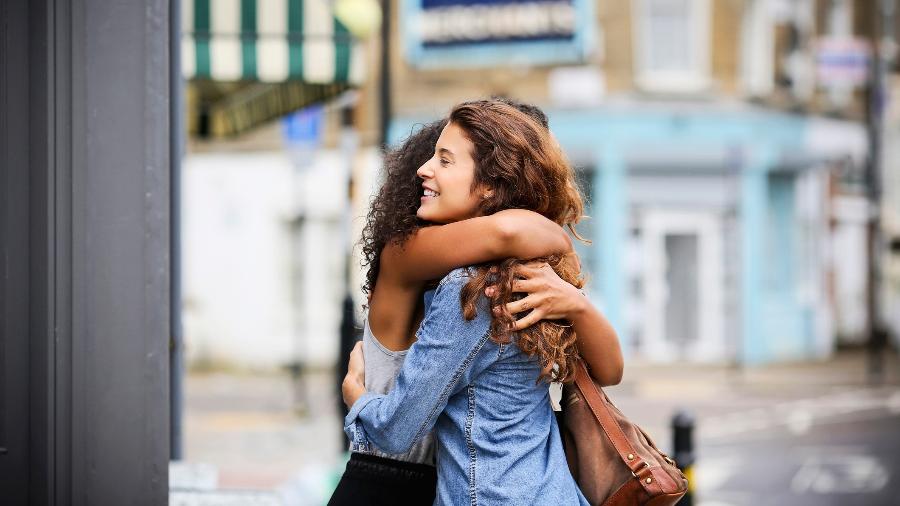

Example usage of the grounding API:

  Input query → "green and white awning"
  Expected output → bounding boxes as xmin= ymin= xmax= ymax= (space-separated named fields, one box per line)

xmin=182 ymin=0 xmax=368 ymax=137
xmin=183 ymin=0 xmax=365 ymax=84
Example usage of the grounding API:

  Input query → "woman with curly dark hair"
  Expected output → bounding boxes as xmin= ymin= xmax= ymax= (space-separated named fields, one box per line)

xmin=332 ymin=99 xmax=622 ymax=505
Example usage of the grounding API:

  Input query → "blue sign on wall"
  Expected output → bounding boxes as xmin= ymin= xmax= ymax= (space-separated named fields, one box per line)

xmin=282 ymin=104 xmax=324 ymax=147
xmin=403 ymin=0 xmax=593 ymax=67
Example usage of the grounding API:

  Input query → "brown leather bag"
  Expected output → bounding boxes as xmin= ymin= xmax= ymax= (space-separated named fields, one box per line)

xmin=557 ymin=360 xmax=688 ymax=505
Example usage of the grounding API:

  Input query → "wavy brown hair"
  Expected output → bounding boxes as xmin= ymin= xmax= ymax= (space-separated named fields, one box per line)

xmin=359 ymin=99 xmax=587 ymax=383
xmin=449 ymin=100 xmax=587 ymax=384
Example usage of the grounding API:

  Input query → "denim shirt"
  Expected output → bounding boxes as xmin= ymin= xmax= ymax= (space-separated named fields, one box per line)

xmin=345 ymin=268 xmax=588 ymax=506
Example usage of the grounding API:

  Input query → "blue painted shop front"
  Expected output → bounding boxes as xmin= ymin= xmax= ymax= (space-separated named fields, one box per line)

xmin=389 ymin=105 xmax=833 ymax=365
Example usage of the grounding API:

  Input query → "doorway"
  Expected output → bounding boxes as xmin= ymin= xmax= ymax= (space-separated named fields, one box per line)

xmin=641 ymin=209 xmax=725 ymax=362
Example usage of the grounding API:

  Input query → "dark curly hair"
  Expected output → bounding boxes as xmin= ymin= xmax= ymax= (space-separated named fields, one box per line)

xmin=359 ymin=118 xmax=446 ymax=298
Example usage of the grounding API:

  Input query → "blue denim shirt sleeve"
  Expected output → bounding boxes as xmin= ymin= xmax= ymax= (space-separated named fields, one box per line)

xmin=344 ymin=268 xmax=493 ymax=455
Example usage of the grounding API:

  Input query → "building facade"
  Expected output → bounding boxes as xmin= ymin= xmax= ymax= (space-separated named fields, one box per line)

xmin=380 ymin=0 xmax=876 ymax=365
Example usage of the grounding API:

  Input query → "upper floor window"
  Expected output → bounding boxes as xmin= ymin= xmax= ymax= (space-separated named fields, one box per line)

xmin=633 ymin=0 xmax=711 ymax=93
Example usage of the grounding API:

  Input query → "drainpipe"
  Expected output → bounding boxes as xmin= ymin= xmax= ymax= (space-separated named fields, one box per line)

xmin=865 ymin=0 xmax=895 ymax=383
xmin=170 ymin=0 xmax=185 ymax=460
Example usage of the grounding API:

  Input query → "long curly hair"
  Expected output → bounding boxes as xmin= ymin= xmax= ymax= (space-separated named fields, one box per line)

xmin=359 ymin=98 xmax=550 ymax=298
xmin=449 ymin=100 xmax=586 ymax=384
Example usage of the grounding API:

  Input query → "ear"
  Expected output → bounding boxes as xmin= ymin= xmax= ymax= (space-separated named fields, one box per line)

xmin=481 ymin=187 xmax=494 ymax=199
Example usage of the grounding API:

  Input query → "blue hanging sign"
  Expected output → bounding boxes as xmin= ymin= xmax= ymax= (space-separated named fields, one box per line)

xmin=403 ymin=0 xmax=593 ymax=67
xmin=282 ymin=105 xmax=325 ymax=147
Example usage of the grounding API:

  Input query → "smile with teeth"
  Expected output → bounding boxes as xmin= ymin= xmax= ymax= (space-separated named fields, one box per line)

xmin=424 ymin=189 xmax=440 ymax=197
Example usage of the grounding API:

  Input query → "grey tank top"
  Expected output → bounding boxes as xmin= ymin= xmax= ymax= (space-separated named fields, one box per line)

xmin=357 ymin=318 xmax=435 ymax=465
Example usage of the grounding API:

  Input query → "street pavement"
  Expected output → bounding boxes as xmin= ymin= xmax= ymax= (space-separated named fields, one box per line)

xmin=180 ymin=349 xmax=900 ymax=505
xmin=608 ymin=350 xmax=900 ymax=506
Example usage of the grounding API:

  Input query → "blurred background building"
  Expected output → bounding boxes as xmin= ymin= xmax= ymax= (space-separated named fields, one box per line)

xmin=173 ymin=4 xmax=900 ymax=499
xmin=178 ymin=0 xmax=898 ymax=374
xmin=4 ymin=0 xmax=899 ymax=504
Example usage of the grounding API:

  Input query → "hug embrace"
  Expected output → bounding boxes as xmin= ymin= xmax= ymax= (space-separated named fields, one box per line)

xmin=330 ymin=99 xmax=681 ymax=505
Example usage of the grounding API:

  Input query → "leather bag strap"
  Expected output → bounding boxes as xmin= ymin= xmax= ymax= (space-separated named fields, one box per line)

xmin=573 ymin=360 xmax=663 ymax=495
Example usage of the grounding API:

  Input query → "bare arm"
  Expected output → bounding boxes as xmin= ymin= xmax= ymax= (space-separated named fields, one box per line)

xmin=489 ymin=262 xmax=624 ymax=386
xmin=381 ymin=209 xmax=571 ymax=286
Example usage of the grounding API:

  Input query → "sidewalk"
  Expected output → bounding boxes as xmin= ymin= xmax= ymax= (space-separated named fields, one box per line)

xmin=180 ymin=370 xmax=346 ymax=504
xmin=177 ymin=348 xmax=900 ymax=505
xmin=607 ymin=348 xmax=900 ymax=449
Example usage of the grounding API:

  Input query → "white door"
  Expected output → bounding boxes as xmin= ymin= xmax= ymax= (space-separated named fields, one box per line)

xmin=641 ymin=209 xmax=724 ymax=362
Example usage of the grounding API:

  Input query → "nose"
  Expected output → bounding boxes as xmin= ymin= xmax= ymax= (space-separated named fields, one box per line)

xmin=416 ymin=157 xmax=435 ymax=179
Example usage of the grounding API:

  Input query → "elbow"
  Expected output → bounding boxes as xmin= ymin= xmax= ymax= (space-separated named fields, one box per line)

xmin=602 ymin=366 xmax=624 ymax=387
xmin=558 ymin=230 xmax=573 ymax=254
xmin=593 ymin=358 xmax=624 ymax=387
xmin=593 ymin=370 xmax=623 ymax=388
xmin=607 ymin=354 xmax=625 ymax=386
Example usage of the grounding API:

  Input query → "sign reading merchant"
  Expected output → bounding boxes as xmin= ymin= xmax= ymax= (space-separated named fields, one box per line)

xmin=403 ymin=0 xmax=593 ymax=67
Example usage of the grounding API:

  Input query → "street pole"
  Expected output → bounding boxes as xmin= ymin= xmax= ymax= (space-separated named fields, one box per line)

xmin=337 ymin=103 xmax=362 ymax=448
xmin=379 ymin=0 xmax=391 ymax=147
xmin=865 ymin=0 xmax=895 ymax=384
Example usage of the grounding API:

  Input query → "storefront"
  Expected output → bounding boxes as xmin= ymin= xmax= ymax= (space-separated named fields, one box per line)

xmin=391 ymin=104 xmax=866 ymax=365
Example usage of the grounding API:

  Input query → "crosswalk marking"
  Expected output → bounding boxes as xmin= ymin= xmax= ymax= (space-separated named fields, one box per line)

xmin=702 ymin=388 xmax=900 ymax=439
xmin=791 ymin=454 xmax=889 ymax=494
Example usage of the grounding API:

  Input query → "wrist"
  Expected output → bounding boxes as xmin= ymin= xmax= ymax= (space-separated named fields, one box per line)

xmin=568 ymin=290 xmax=590 ymax=322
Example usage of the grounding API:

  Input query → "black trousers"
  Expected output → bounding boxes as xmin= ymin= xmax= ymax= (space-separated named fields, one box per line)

xmin=328 ymin=453 xmax=437 ymax=506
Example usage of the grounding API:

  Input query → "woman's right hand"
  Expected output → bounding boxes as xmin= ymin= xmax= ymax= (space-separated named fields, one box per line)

xmin=485 ymin=261 xmax=586 ymax=331
xmin=484 ymin=261 xmax=624 ymax=386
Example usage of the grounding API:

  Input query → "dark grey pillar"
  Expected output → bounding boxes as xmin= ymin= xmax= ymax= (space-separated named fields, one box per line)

xmin=0 ymin=0 xmax=170 ymax=504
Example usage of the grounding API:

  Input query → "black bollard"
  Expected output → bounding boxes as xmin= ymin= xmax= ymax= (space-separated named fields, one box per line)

xmin=672 ymin=410 xmax=695 ymax=506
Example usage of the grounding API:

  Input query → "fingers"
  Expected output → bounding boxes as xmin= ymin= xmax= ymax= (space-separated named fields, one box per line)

xmin=485 ymin=278 xmax=539 ymax=298
xmin=512 ymin=309 xmax=543 ymax=331
xmin=505 ymin=294 xmax=540 ymax=315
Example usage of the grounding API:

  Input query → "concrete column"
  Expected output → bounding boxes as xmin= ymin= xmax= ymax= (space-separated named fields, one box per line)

xmin=740 ymin=146 xmax=774 ymax=365
xmin=595 ymin=144 xmax=628 ymax=352
xmin=2 ymin=0 xmax=171 ymax=503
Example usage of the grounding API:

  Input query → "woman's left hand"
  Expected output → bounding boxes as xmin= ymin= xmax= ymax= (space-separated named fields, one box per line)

xmin=485 ymin=261 xmax=587 ymax=331
xmin=342 ymin=341 xmax=367 ymax=407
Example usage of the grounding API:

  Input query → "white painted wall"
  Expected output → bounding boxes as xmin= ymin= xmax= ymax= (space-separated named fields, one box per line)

xmin=182 ymin=149 xmax=350 ymax=370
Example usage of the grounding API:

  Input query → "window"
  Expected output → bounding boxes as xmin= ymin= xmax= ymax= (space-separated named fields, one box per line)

xmin=739 ymin=0 xmax=775 ymax=97
xmin=633 ymin=0 xmax=711 ymax=93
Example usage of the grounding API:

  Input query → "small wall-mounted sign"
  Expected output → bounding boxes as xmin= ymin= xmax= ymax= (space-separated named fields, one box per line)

xmin=403 ymin=0 xmax=593 ymax=68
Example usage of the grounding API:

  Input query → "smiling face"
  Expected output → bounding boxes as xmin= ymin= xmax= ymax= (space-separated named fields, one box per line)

xmin=415 ymin=122 xmax=489 ymax=224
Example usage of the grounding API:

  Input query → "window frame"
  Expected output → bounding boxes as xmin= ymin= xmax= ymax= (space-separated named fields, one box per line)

xmin=632 ymin=0 xmax=712 ymax=93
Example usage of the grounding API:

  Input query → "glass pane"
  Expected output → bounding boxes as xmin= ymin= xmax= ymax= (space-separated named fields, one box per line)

xmin=646 ymin=0 xmax=692 ymax=72
xmin=664 ymin=233 xmax=698 ymax=346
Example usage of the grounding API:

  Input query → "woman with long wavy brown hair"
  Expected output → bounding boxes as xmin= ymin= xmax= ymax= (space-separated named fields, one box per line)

xmin=337 ymin=100 xmax=622 ymax=505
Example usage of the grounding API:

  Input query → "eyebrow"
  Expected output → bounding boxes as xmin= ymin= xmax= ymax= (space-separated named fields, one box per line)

xmin=438 ymin=147 xmax=454 ymax=159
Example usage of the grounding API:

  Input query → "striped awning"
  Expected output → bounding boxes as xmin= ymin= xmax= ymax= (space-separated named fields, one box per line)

xmin=183 ymin=0 xmax=365 ymax=84
xmin=182 ymin=0 xmax=367 ymax=137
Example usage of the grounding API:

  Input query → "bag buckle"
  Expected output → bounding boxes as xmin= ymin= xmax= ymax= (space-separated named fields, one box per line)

xmin=632 ymin=462 xmax=654 ymax=483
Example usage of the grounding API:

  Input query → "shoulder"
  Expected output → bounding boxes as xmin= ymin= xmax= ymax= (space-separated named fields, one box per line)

xmin=427 ymin=267 xmax=490 ymax=323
